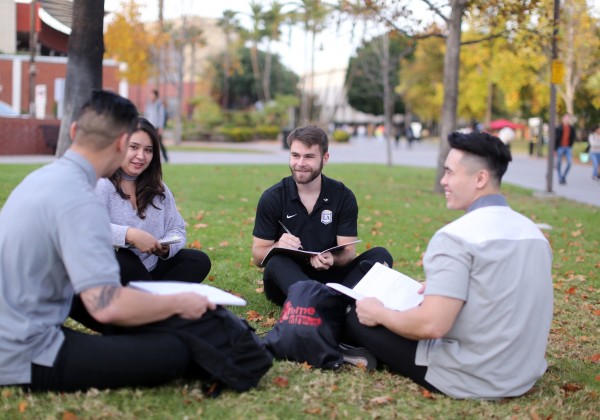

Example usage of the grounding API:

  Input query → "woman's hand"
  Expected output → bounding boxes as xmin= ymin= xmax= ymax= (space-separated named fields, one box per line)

xmin=152 ymin=244 xmax=170 ymax=257
xmin=126 ymin=228 xmax=161 ymax=253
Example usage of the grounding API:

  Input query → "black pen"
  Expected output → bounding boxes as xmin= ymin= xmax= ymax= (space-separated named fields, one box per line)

xmin=278 ymin=220 xmax=303 ymax=249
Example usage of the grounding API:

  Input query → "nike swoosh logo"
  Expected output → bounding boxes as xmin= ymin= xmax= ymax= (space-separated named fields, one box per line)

xmin=286 ymin=214 xmax=297 ymax=219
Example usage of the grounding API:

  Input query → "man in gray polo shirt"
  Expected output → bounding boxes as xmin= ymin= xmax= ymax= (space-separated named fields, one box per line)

xmin=0 ymin=91 xmax=266 ymax=392
xmin=346 ymin=131 xmax=553 ymax=399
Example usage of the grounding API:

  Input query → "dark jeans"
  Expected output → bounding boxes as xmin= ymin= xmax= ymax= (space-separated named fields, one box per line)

xmin=345 ymin=305 xmax=439 ymax=392
xmin=158 ymin=133 xmax=169 ymax=162
xmin=263 ymin=246 xmax=393 ymax=306
xmin=26 ymin=326 xmax=191 ymax=392
xmin=116 ymin=248 xmax=211 ymax=285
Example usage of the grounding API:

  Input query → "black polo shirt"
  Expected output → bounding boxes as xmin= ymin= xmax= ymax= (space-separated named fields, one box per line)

xmin=253 ymin=174 xmax=358 ymax=252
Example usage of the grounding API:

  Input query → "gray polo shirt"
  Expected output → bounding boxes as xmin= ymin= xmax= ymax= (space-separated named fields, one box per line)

xmin=0 ymin=150 xmax=120 ymax=385
xmin=416 ymin=195 xmax=553 ymax=399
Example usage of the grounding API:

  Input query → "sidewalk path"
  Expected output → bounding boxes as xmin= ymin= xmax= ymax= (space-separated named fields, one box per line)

xmin=1 ymin=136 xmax=598 ymax=207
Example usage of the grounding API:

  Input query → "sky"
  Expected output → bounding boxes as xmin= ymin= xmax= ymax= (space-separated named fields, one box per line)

xmin=102 ymin=0 xmax=369 ymax=75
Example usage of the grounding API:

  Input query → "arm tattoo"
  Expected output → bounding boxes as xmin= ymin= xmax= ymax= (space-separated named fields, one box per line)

xmin=84 ymin=285 xmax=121 ymax=312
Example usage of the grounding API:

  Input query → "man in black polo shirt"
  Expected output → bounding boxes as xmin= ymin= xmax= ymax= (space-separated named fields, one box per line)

xmin=252 ymin=125 xmax=393 ymax=306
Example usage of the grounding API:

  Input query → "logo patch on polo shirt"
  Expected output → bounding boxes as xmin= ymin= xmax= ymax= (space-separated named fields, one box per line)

xmin=321 ymin=210 xmax=332 ymax=225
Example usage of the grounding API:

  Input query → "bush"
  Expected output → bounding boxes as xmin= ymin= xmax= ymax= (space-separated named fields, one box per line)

xmin=332 ymin=129 xmax=351 ymax=143
xmin=216 ymin=127 xmax=255 ymax=142
xmin=254 ymin=125 xmax=280 ymax=140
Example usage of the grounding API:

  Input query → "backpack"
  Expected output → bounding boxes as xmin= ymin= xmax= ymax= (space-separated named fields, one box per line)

xmin=134 ymin=307 xmax=273 ymax=392
xmin=264 ymin=280 xmax=350 ymax=369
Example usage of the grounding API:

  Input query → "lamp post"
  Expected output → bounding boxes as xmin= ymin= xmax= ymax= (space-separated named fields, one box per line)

xmin=546 ymin=0 xmax=561 ymax=193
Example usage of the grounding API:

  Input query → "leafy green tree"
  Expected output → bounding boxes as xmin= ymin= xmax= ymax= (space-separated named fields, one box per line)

xmin=397 ymin=30 xmax=445 ymax=126
xmin=556 ymin=0 xmax=600 ymax=116
xmin=210 ymin=46 xmax=299 ymax=110
xmin=346 ymin=32 xmax=410 ymax=116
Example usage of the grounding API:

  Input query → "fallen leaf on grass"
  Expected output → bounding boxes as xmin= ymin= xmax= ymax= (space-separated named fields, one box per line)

xmin=189 ymin=240 xmax=202 ymax=249
xmin=255 ymin=287 xmax=264 ymax=293
xmin=246 ymin=310 xmax=263 ymax=322
xmin=421 ymin=389 xmax=435 ymax=399
xmin=566 ymin=286 xmax=577 ymax=295
xmin=301 ymin=361 xmax=312 ymax=370
xmin=1 ymin=389 xmax=11 ymax=398
xmin=207 ymin=275 xmax=215 ymax=282
xmin=369 ymin=396 xmax=393 ymax=405
xmin=18 ymin=401 xmax=27 ymax=413
xmin=219 ymin=241 xmax=229 ymax=247
xmin=272 ymin=376 xmax=289 ymax=387
xmin=561 ymin=383 xmax=583 ymax=394
xmin=193 ymin=223 xmax=208 ymax=229
xmin=591 ymin=354 xmax=600 ymax=363
xmin=304 ymin=407 xmax=321 ymax=414
xmin=593 ymin=309 xmax=600 ymax=316
xmin=63 ymin=411 xmax=79 ymax=420
xmin=261 ymin=317 xmax=277 ymax=328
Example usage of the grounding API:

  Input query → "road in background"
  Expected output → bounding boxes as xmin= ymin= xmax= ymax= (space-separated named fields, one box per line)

xmin=1 ymin=137 xmax=598 ymax=207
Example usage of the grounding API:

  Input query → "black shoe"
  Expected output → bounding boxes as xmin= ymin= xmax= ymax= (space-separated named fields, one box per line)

xmin=339 ymin=343 xmax=377 ymax=370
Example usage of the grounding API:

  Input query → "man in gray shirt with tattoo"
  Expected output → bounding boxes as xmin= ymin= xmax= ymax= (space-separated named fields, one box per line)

xmin=0 ymin=91 xmax=270 ymax=392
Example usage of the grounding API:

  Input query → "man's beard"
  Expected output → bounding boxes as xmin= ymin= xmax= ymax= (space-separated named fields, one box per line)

xmin=290 ymin=160 xmax=323 ymax=184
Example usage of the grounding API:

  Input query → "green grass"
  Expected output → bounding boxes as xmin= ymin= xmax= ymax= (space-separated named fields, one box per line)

xmin=0 ymin=163 xmax=598 ymax=419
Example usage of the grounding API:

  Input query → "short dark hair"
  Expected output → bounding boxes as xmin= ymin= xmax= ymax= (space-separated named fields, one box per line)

xmin=287 ymin=125 xmax=329 ymax=154
xmin=152 ymin=89 xmax=159 ymax=97
xmin=74 ymin=90 xmax=138 ymax=149
xmin=447 ymin=131 xmax=512 ymax=182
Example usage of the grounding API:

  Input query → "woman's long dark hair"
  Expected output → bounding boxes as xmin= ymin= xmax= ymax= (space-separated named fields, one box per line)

xmin=109 ymin=117 xmax=165 ymax=219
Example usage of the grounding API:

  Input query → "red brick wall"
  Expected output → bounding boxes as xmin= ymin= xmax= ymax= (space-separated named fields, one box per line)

xmin=0 ymin=58 xmax=121 ymax=116
xmin=0 ymin=117 xmax=60 ymax=155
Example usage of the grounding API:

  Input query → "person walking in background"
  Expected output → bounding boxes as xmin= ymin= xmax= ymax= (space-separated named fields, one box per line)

xmin=95 ymin=117 xmax=211 ymax=285
xmin=144 ymin=89 xmax=169 ymax=163
xmin=588 ymin=125 xmax=600 ymax=181
xmin=555 ymin=114 xmax=576 ymax=185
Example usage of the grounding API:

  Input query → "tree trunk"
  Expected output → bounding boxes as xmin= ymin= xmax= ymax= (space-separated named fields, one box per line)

xmin=382 ymin=33 xmax=393 ymax=167
xmin=434 ymin=0 xmax=467 ymax=193
xmin=55 ymin=0 xmax=105 ymax=157
xmin=250 ymin=44 xmax=264 ymax=102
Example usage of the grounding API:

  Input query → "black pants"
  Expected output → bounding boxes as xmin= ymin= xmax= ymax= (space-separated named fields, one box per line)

xmin=158 ymin=133 xmax=169 ymax=162
xmin=116 ymin=248 xmax=211 ymax=285
xmin=263 ymin=246 xmax=393 ymax=306
xmin=68 ymin=248 xmax=211 ymax=334
xmin=345 ymin=304 xmax=439 ymax=392
xmin=27 ymin=309 xmax=271 ymax=393
xmin=27 ymin=326 xmax=192 ymax=392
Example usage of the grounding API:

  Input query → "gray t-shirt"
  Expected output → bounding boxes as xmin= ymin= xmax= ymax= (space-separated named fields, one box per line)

xmin=415 ymin=195 xmax=553 ymax=399
xmin=0 ymin=150 xmax=120 ymax=385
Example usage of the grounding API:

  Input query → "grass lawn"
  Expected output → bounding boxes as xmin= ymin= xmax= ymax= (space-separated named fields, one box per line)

xmin=0 ymin=163 xmax=598 ymax=419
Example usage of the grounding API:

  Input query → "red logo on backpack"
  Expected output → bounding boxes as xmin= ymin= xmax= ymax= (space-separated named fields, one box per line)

xmin=280 ymin=301 xmax=322 ymax=326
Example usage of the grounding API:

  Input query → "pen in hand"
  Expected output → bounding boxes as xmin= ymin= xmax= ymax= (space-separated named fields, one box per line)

xmin=278 ymin=220 xmax=303 ymax=249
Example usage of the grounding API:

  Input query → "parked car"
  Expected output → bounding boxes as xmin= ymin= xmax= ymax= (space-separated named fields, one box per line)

xmin=0 ymin=101 xmax=19 ymax=117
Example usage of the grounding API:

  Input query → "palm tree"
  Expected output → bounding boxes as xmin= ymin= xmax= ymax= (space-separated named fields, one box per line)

xmin=262 ymin=1 xmax=290 ymax=102
xmin=292 ymin=0 xmax=331 ymax=124
xmin=247 ymin=1 xmax=266 ymax=102
xmin=218 ymin=10 xmax=241 ymax=109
